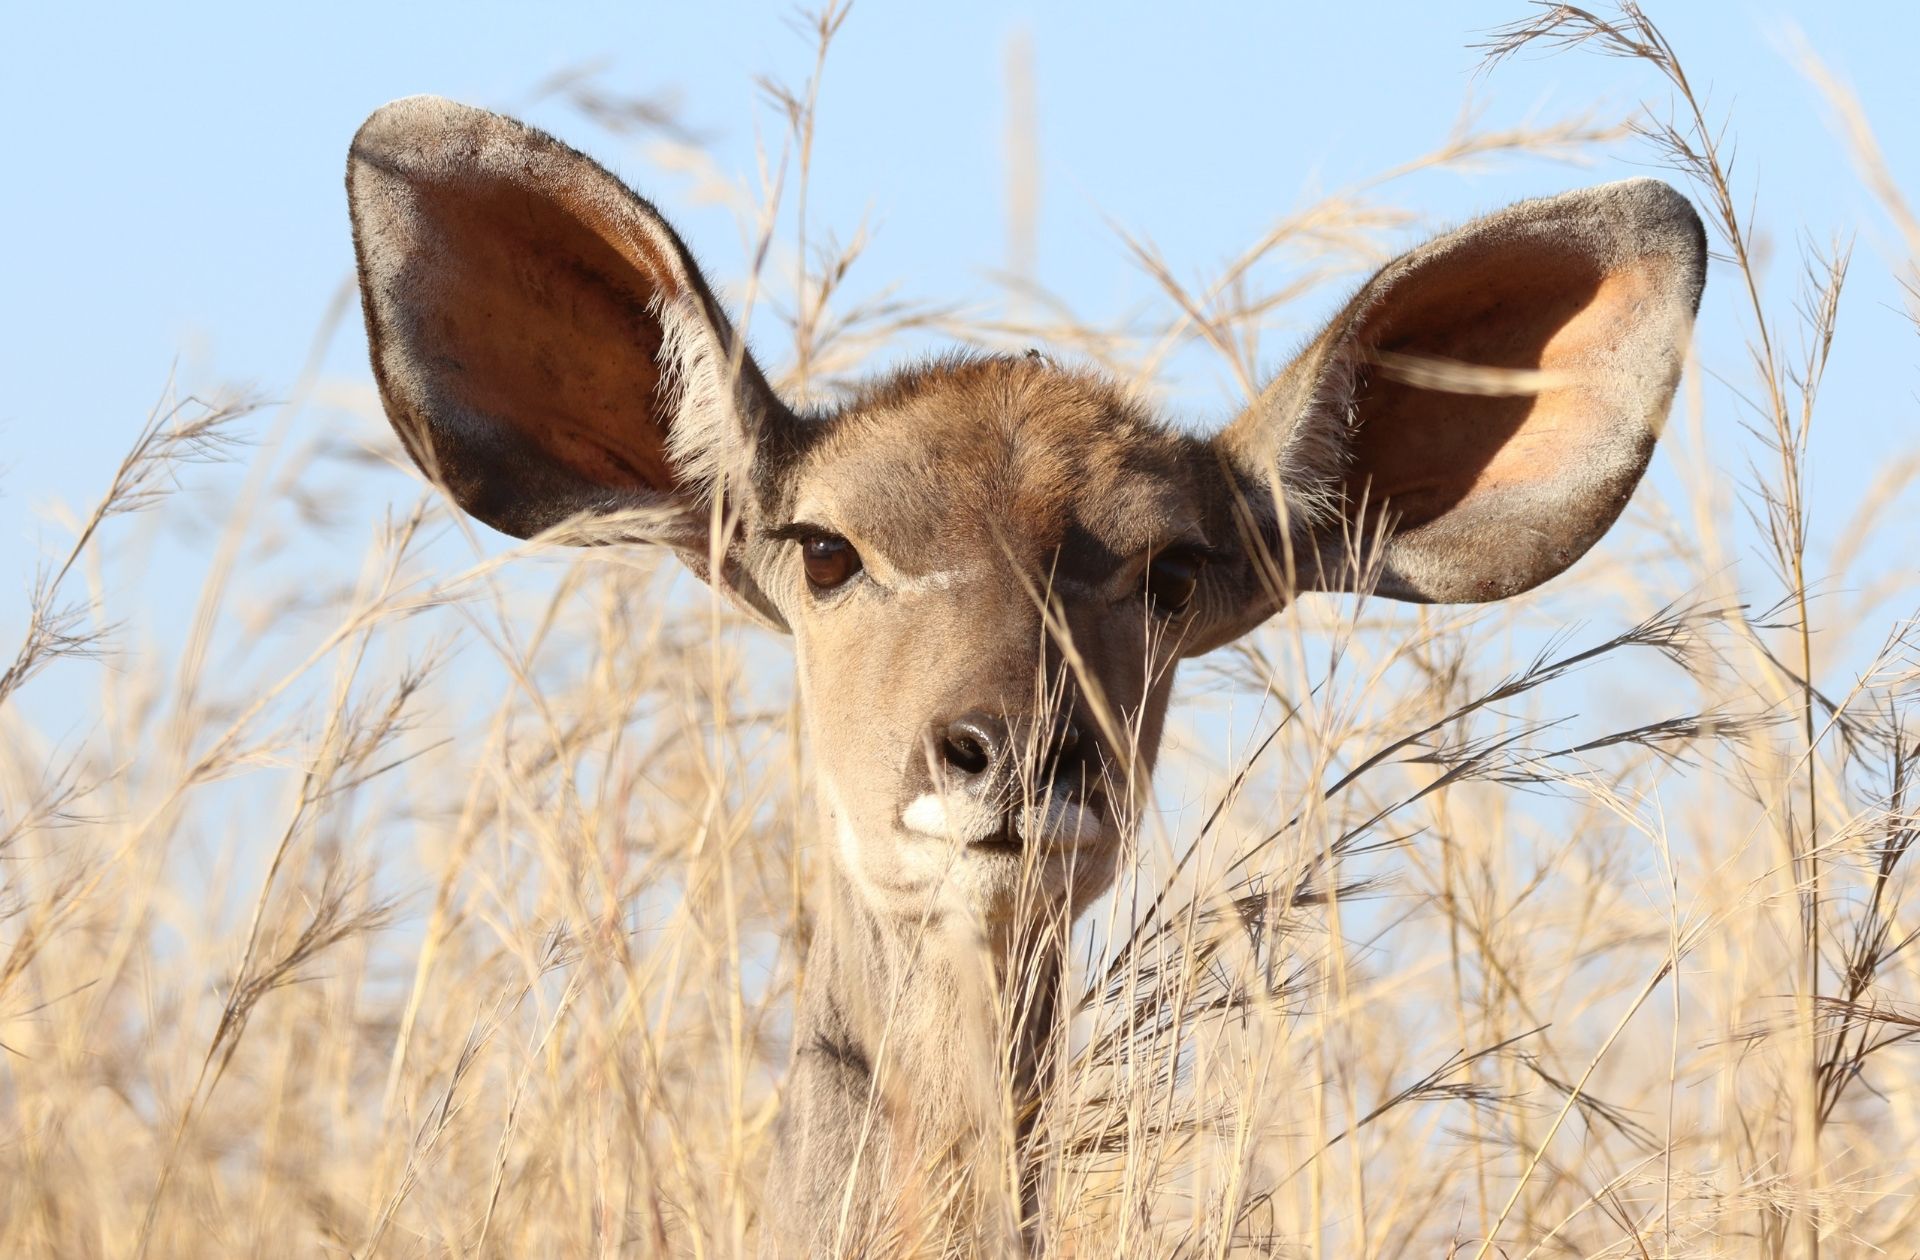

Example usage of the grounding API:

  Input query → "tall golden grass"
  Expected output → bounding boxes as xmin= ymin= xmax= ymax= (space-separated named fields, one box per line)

xmin=4 ymin=4 xmax=1918 ymax=1256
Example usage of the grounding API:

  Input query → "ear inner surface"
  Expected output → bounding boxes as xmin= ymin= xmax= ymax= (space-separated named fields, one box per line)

xmin=1209 ymin=177 xmax=1705 ymax=618
xmin=387 ymin=170 xmax=681 ymax=496
xmin=348 ymin=95 xmax=769 ymax=543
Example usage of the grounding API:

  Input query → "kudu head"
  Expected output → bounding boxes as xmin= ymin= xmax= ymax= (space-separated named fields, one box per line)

xmin=347 ymin=96 xmax=1704 ymax=931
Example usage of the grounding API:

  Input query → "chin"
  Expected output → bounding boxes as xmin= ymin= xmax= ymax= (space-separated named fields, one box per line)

xmin=837 ymin=791 xmax=1124 ymax=928
xmin=926 ymin=832 xmax=1123 ymax=930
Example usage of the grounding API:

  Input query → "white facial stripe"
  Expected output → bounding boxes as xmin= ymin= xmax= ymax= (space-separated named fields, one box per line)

xmin=890 ymin=568 xmax=971 ymax=595
xmin=777 ymin=503 xmax=974 ymax=597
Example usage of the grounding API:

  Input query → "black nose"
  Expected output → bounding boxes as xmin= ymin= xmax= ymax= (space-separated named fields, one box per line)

xmin=939 ymin=712 xmax=1004 ymax=778
xmin=936 ymin=711 xmax=1086 ymax=784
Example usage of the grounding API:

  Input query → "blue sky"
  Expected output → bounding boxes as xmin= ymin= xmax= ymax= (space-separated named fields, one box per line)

xmin=3 ymin=2 xmax=1916 ymax=717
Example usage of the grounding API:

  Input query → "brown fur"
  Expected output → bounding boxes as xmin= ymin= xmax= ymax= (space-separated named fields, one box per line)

xmin=345 ymin=96 xmax=1707 ymax=1255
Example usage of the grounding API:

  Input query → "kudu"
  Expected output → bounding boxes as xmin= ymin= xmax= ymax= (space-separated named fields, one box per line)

xmin=347 ymin=96 xmax=1705 ymax=1255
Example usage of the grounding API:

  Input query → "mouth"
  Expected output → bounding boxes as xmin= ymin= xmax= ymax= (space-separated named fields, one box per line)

xmin=968 ymin=819 xmax=1027 ymax=856
xmin=902 ymin=790 xmax=1107 ymax=853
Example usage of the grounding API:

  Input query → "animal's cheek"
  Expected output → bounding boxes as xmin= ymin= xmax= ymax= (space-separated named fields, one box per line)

xmin=797 ymin=665 xmax=918 ymax=808
xmin=1067 ymin=613 xmax=1159 ymax=715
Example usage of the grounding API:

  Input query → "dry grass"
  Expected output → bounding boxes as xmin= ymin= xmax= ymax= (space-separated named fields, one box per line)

xmin=5 ymin=4 xmax=1919 ymax=1256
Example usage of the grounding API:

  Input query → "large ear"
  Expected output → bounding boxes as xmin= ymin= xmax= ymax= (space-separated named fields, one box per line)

xmin=346 ymin=96 xmax=793 ymax=623
xmin=1191 ymin=178 xmax=1705 ymax=649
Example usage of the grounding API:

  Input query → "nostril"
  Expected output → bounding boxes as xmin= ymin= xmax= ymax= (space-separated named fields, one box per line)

xmin=940 ymin=717 xmax=998 ymax=778
xmin=1046 ymin=718 xmax=1089 ymax=787
xmin=945 ymin=733 xmax=990 ymax=776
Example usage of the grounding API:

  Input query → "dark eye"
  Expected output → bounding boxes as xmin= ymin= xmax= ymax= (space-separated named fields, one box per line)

xmin=1144 ymin=548 xmax=1204 ymax=616
xmin=800 ymin=533 xmax=862 ymax=591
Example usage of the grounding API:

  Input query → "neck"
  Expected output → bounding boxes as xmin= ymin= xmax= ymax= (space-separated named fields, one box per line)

xmin=765 ymin=863 xmax=1067 ymax=1256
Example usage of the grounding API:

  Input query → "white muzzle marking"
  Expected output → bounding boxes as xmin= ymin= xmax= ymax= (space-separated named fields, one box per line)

xmin=901 ymin=791 xmax=1101 ymax=847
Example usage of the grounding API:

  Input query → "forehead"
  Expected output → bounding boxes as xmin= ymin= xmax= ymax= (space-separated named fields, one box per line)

xmin=791 ymin=356 xmax=1197 ymax=576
